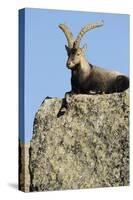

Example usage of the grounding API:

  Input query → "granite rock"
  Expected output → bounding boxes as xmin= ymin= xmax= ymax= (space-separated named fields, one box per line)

xmin=29 ymin=90 xmax=129 ymax=191
xmin=19 ymin=141 xmax=30 ymax=192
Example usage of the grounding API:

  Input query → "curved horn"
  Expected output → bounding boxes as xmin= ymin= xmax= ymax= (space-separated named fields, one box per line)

xmin=74 ymin=20 xmax=104 ymax=49
xmin=59 ymin=24 xmax=74 ymax=49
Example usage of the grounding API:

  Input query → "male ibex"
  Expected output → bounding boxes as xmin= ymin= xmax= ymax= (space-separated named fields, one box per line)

xmin=59 ymin=21 xmax=129 ymax=94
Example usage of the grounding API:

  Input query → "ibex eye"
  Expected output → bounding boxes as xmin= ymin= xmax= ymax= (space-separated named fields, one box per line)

xmin=77 ymin=53 xmax=80 ymax=56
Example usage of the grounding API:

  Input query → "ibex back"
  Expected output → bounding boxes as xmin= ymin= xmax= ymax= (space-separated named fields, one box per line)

xmin=59 ymin=21 xmax=129 ymax=94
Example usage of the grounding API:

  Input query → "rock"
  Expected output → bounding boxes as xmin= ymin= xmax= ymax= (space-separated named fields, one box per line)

xmin=29 ymin=90 xmax=129 ymax=191
xmin=19 ymin=141 xmax=30 ymax=192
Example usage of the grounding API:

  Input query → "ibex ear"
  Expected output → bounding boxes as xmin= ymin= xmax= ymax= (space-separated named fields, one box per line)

xmin=65 ymin=45 xmax=71 ymax=55
xmin=82 ymin=43 xmax=87 ymax=53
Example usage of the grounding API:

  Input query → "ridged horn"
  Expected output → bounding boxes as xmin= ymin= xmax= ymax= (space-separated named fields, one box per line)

xmin=59 ymin=24 xmax=74 ymax=49
xmin=74 ymin=20 xmax=104 ymax=49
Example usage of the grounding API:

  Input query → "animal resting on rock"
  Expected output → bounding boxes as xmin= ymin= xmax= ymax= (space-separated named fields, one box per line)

xmin=59 ymin=21 xmax=129 ymax=94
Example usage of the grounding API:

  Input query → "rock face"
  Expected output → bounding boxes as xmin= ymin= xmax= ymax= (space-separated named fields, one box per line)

xmin=29 ymin=90 xmax=129 ymax=191
xmin=19 ymin=142 xmax=30 ymax=192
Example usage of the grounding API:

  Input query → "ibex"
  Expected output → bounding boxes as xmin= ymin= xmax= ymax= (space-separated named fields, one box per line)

xmin=59 ymin=21 xmax=129 ymax=94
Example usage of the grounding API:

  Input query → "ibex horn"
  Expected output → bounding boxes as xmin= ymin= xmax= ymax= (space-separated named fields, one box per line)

xmin=74 ymin=20 xmax=104 ymax=49
xmin=59 ymin=24 xmax=75 ymax=49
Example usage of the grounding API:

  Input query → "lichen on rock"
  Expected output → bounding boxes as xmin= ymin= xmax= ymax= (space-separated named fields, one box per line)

xmin=29 ymin=90 xmax=129 ymax=191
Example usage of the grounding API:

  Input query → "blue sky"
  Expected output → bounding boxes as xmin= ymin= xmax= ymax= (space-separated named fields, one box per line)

xmin=20 ymin=8 xmax=129 ymax=142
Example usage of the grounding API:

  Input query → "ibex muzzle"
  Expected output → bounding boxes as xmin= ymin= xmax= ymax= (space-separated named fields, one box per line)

xmin=59 ymin=21 xmax=129 ymax=94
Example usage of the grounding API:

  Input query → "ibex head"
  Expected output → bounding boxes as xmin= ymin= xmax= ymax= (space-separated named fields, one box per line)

xmin=59 ymin=21 xmax=104 ymax=69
